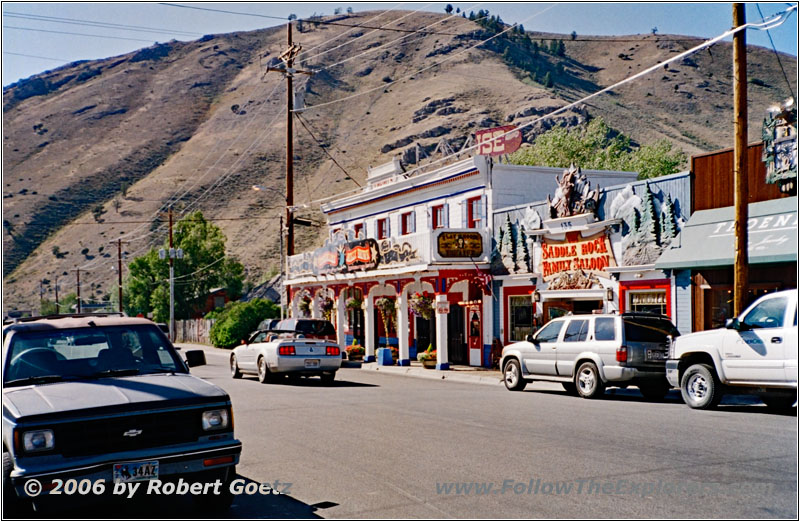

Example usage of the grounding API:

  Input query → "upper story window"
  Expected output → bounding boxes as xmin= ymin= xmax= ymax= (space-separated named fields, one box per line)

xmin=376 ymin=218 xmax=389 ymax=239
xmin=467 ymin=196 xmax=482 ymax=228
xmin=432 ymin=205 xmax=445 ymax=229
xmin=353 ymin=223 xmax=364 ymax=239
xmin=401 ymin=212 xmax=416 ymax=235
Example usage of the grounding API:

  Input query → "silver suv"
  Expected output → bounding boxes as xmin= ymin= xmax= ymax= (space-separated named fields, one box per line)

xmin=501 ymin=313 xmax=679 ymax=399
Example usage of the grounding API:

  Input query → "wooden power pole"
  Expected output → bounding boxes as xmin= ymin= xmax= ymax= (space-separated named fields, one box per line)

xmin=266 ymin=23 xmax=314 ymax=257
xmin=733 ymin=3 xmax=749 ymax=315
xmin=116 ymin=238 xmax=127 ymax=313
xmin=73 ymin=268 xmax=82 ymax=313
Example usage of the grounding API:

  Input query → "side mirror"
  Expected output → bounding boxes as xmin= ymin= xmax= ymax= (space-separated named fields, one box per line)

xmin=184 ymin=349 xmax=207 ymax=367
xmin=526 ymin=334 xmax=537 ymax=344
xmin=725 ymin=318 xmax=744 ymax=331
xmin=241 ymin=339 xmax=247 ymax=345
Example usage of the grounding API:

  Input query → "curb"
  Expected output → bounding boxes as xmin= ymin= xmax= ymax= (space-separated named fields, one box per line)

xmin=359 ymin=362 xmax=504 ymax=387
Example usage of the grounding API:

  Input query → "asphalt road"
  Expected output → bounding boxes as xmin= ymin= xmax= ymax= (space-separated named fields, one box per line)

xmin=17 ymin=347 xmax=798 ymax=519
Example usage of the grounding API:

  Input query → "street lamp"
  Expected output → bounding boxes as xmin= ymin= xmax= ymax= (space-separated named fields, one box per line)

xmin=159 ymin=246 xmax=183 ymax=341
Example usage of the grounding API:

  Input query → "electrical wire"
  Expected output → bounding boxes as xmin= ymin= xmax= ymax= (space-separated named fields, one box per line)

xmin=2 ymin=51 xmax=70 ymax=62
xmin=755 ymin=3 xmax=796 ymax=100
xmin=2 ymin=11 xmax=201 ymax=37
xmin=2 ymin=25 xmax=157 ymax=43
xmin=294 ymin=113 xmax=362 ymax=188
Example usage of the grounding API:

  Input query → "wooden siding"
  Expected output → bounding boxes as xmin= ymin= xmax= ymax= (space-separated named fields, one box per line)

xmin=691 ymin=142 xmax=788 ymax=212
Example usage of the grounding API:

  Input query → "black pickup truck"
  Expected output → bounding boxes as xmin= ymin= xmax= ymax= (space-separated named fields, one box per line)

xmin=2 ymin=314 xmax=241 ymax=513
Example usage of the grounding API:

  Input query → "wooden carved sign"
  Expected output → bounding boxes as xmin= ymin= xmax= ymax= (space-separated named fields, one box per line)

xmin=540 ymin=231 xmax=616 ymax=281
xmin=476 ymin=125 xmax=522 ymax=157
xmin=437 ymin=232 xmax=483 ymax=258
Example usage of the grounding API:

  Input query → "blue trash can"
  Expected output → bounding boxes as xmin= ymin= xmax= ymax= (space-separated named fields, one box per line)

xmin=377 ymin=348 xmax=394 ymax=366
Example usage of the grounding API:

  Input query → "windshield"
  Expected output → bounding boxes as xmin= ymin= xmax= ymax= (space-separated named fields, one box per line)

xmin=4 ymin=324 xmax=186 ymax=387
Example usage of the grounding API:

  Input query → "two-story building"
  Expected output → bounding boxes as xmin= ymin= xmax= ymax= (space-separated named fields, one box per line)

xmin=285 ymin=155 xmax=637 ymax=368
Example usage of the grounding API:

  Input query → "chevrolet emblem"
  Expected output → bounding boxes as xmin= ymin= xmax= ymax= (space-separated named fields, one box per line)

xmin=123 ymin=429 xmax=143 ymax=437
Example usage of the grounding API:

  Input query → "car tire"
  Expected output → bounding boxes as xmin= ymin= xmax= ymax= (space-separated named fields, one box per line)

xmin=561 ymin=382 xmax=578 ymax=395
xmin=680 ymin=364 xmax=722 ymax=409
xmin=761 ymin=395 xmax=797 ymax=412
xmin=575 ymin=362 xmax=605 ymax=399
xmin=194 ymin=466 xmax=235 ymax=511
xmin=257 ymin=357 xmax=272 ymax=384
xmin=320 ymin=371 xmax=336 ymax=385
xmin=3 ymin=451 xmax=24 ymax=517
xmin=638 ymin=380 xmax=670 ymax=401
xmin=230 ymin=355 xmax=242 ymax=379
xmin=503 ymin=359 xmax=526 ymax=391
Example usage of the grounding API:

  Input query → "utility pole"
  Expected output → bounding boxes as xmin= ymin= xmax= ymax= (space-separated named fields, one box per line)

xmin=39 ymin=280 xmax=44 ymax=311
xmin=280 ymin=215 xmax=285 ymax=320
xmin=115 ymin=239 xmax=127 ymax=314
xmin=54 ymin=275 xmax=60 ymax=314
xmin=266 ymin=22 xmax=314 ymax=257
xmin=733 ymin=3 xmax=749 ymax=315
xmin=169 ymin=207 xmax=175 ymax=340
xmin=72 ymin=269 xmax=82 ymax=313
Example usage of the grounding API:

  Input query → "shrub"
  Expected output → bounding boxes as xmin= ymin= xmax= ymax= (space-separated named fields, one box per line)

xmin=209 ymin=298 xmax=279 ymax=348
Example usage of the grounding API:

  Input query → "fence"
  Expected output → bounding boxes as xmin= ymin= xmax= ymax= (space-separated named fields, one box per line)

xmin=174 ymin=318 xmax=214 ymax=345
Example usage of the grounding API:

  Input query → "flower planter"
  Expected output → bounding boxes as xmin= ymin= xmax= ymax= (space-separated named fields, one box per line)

xmin=421 ymin=359 xmax=437 ymax=369
xmin=348 ymin=354 xmax=364 ymax=362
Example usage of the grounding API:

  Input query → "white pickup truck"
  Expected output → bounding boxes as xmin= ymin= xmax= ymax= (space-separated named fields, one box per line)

xmin=666 ymin=289 xmax=797 ymax=410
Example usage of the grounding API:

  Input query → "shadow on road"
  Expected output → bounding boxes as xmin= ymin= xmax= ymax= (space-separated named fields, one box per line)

xmin=241 ymin=376 xmax=378 ymax=388
xmin=7 ymin=475 xmax=332 ymax=519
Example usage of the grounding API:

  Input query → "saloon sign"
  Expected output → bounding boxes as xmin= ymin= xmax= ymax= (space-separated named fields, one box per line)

xmin=540 ymin=231 xmax=616 ymax=280
xmin=476 ymin=125 xmax=523 ymax=157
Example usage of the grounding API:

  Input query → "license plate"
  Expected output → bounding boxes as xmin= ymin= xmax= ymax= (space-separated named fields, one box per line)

xmin=647 ymin=350 xmax=667 ymax=361
xmin=113 ymin=461 xmax=158 ymax=483
xmin=305 ymin=359 xmax=320 ymax=369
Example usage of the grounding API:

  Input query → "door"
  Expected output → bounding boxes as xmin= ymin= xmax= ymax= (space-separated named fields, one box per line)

xmin=448 ymin=304 xmax=468 ymax=365
xmin=467 ymin=305 xmax=482 ymax=366
xmin=721 ymin=294 xmax=789 ymax=383
xmin=415 ymin=316 xmax=436 ymax=356
xmin=785 ymin=303 xmax=798 ymax=383
xmin=240 ymin=331 xmax=267 ymax=371
xmin=523 ymin=319 xmax=565 ymax=376
xmin=543 ymin=301 xmax=573 ymax=321
xmin=555 ymin=318 xmax=590 ymax=377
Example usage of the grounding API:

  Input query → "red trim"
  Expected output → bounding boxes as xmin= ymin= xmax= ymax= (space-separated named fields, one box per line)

xmin=618 ymin=279 xmax=671 ymax=318
xmin=502 ymin=286 xmax=536 ymax=345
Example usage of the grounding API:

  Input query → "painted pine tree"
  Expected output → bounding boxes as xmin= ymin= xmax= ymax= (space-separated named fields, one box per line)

xmin=663 ymin=194 xmax=678 ymax=239
xmin=515 ymin=225 xmax=531 ymax=272
xmin=500 ymin=215 xmax=516 ymax=271
xmin=639 ymin=182 xmax=660 ymax=245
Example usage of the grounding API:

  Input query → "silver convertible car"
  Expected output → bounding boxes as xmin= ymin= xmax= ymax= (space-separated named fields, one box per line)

xmin=230 ymin=331 xmax=342 ymax=384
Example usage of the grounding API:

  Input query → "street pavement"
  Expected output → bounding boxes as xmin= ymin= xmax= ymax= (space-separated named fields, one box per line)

xmin=19 ymin=345 xmax=798 ymax=519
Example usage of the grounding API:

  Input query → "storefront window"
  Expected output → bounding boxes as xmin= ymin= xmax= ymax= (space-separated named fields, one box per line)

xmin=628 ymin=290 xmax=667 ymax=316
xmin=509 ymin=296 xmax=534 ymax=342
xmin=705 ymin=286 xmax=782 ymax=330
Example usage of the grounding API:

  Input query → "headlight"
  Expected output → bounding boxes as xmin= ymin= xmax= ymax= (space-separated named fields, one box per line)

xmin=201 ymin=409 xmax=230 ymax=431
xmin=23 ymin=430 xmax=54 ymax=452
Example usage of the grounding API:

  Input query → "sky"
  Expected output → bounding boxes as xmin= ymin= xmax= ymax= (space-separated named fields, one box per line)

xmin=2 ymin=2 xmax=798 ymax=86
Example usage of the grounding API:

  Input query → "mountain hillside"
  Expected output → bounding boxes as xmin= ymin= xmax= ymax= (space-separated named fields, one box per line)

xmin=3 ymin=10 xmax=796 ymax=311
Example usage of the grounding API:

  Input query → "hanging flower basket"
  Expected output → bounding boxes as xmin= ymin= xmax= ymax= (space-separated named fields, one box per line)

xmin=346 ymin=297 xmax=363 ymax=310
xmin=298 ymin=296 xmax=312 ymax=317
xmin=321 ymin=297 xmax=334 ymax=321
xmin=375 ymin=297 xmax=396 ymax=335
xmin=409 ymin=293 xmax=434 ymax=320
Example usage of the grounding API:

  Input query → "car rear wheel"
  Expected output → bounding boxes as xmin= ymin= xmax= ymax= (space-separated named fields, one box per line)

xmin=257 ymin=357 xmax=272 ymax=384
xmin=320 ymin=371 xmax=336 ymax=385
xmin=680 ymin=364 xmax=722 ymax=409
xmin=230 ymin=355 xmax=242 ymax=379
xmin=575 ymin=362 xmax=605 ymax=399
xmin=503 ymin=359 xmax=526 ymax=391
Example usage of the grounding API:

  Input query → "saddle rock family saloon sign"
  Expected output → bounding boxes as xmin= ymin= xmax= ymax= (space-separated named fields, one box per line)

xmin=540 ymin=231 xmax=616 ymax=280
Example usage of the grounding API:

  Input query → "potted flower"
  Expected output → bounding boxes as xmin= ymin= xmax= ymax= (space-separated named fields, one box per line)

xmin=417 ymin=344 xmax=437 ymax=369
xmin=346 ymin=344 xmax=365 ymax=361
xmin=409 ymin=293 xmax=434 ymax=320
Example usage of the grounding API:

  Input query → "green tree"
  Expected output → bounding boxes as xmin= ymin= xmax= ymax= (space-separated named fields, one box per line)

xmin=208 ymin=299 xmax=279 ymax=348
xmin=508 ymin=118 xmax=686 ymax=179
xmin=543 ymin=71 xmax=553 ymax=88
xmin=445 ymin=4 xmax=453 ymax=14
xmin=123 ymin=211 xmax=245 ymax=322
xmin=40 ymin=299 xmax=58 ymax=315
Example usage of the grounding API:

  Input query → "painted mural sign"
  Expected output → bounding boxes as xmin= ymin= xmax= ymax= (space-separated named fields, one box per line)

xmin=437 ymin=232 xmax=483 ymax=258
xmin=310 ymin=238 xmax=380 ymax=275
xmin=762 ymin=101 xmax=797 ymax=194
xmin=476 ymin=125 xmax=522 ymax=157
xmin=379 ymin=239 xmax=421 ymax=267
xmin=540 ymin=231 xmax=616 ymax=281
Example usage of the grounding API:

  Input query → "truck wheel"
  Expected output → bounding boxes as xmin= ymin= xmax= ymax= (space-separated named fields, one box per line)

xmin=3 ymin=452 xmax=24 ymax=516
xmin=257 ymin=357 xmax=273 ymax=384
xmin=761 ymin=395 xmax=797 ymax=412
xmin=503 ymin=359 xmax=526 ymax=391
xmin=194 ymin=466 xmax=235 ymax=511
xmin=230 ymin=355 xmax=242 ymax=379
xmin=561 ymin=382 xmax=578 ymax=395
xmin=575 ymin=362 xmax=605 ymax=399
xmin=638 ymin=380 xmax=670 ymax=401
xmin=680 ymin=364 xmax=722 ymax=409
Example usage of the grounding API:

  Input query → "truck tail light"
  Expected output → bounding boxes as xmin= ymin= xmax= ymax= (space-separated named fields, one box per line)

xmin=616 ymin=346 xmax=628 ymax=363
xmin=326 ymin=346 xmax=340 ymax=356
xmin=279 ymin=346 xmax=296 ymax=356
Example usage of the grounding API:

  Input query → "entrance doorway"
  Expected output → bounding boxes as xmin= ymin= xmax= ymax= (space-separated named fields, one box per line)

xmin=573 ymin=300 xmax=603 ymax=315
xmin=415 ymin=316 xmax=436 ymax=357
xmin=447 ymin=304 xmax=468 ymax=365
xmin=543 ymin=301 xmax=573 ymax=321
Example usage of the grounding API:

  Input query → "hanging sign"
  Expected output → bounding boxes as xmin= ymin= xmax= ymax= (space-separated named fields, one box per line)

xmin=476 ymin=125 xmax=522 ymax=156
xmin=437 ymin=232 xmax=483 ymax=258
xmin=436 ymin=301 xmax=451 ymax=315
xmin=539 ymin=231 xmax=616 ymax=281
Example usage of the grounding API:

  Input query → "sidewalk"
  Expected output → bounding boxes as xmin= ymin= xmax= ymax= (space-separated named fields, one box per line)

xmin=357 ymin=360 xmax=505 ymax=387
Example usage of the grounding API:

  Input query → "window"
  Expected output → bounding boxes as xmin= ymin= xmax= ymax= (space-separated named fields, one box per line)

xmin=467 ymin=197 xmax=482 ymax=228
xmin=563 ymin=320 xmax=589 ymax=342
xmin=377 ymin=218 xmax=389 ymax=239
xmin=432 ymin=205 xmax=445 ymax=229
xmin=509 ymin=296 xmax=535 ymax=342
xmin=594 ymin=318 xmax=616 ymax=341
xmin=628 ymin=290 xmax=667 ymax=316
xmin=401 ymin=212 xmax=415 ymax=235
xmin=354 ymin=223 xmax=364 ymax=239
xmin=623 ymin=317 xmax=676 ymax=342
xmin=534 ymin=320 xmax=565 ymax=343
xmin=742 ymin=297 xmax=787 ymax=329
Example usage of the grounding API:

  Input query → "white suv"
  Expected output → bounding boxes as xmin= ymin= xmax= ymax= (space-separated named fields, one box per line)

xmin=501 ymin=313 xmax=679 ymax=400
xmin=667 ymin=289 xmax=798 ymax=410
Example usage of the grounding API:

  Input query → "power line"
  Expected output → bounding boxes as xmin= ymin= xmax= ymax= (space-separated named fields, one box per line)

xmin=755 ymin=3 xmax=796 ymax=100
xmin=2 ymin=25 xmax=157 ymax=43
xmin=2 ymin=11 xmax=201 ymax=37
xmin=2 ymin=51 xmax=71 ymax=62
xmin=294 ymin=112 xmax=362 ymax=187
